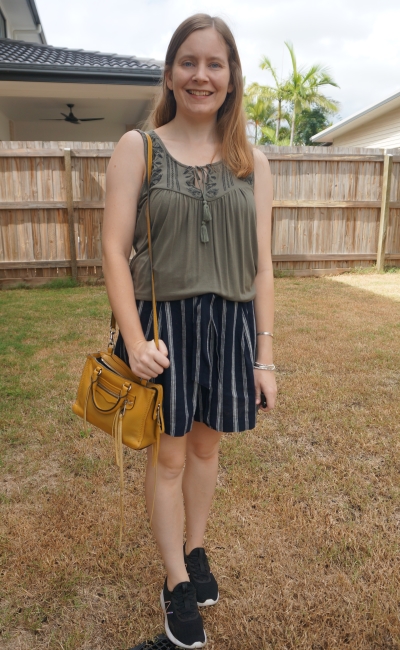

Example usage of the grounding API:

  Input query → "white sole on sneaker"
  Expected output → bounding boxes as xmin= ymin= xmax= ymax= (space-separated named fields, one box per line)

xmin=197 ymin=592 xmax=219 ymax=607
xmin=160 ymin=589 xmax=207 ymax=649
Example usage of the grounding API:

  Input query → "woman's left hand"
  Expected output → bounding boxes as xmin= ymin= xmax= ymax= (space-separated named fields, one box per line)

xmin=254 ymin=369 xmax=277 ymax=412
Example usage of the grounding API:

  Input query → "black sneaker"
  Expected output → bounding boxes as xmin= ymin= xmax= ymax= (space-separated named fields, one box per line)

xmin=130 ymin=634 xmax=176 ymax=649
xmin=160 ymin=579 xmax=207 ymax=649
xmin=184 ymin=545 xmax=219 ymax=607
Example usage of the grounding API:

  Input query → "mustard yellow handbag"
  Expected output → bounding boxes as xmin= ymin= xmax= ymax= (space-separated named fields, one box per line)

xmin=72 ymin=133 xmax=164 ymax=543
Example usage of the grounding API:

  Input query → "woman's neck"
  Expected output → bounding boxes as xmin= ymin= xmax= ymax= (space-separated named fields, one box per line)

xmin=159 ymin=111 xmax=219 ymax=147
xmin=154 ymin=111 xmax=222 ymax=167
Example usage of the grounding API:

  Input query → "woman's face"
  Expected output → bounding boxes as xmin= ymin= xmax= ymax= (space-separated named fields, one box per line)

xmin=166 ymin=28 xmax=233 ymax=121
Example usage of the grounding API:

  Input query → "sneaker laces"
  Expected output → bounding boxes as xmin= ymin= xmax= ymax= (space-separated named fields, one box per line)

xmin=173 ymin=582 xmax=198 ymax=620
xmin=186 ymin=548 xmax=210 ymax=581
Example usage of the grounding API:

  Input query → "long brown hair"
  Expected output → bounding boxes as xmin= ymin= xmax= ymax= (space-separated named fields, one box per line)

xmin=151 ymin=14 xmax=253 ymax=178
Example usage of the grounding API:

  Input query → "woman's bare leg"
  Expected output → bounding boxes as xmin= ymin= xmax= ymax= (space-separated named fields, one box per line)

xmin=182 ymin=422 xmax=222 ymax=554
xmin=145 ymin=434 xmax=189 ymax=591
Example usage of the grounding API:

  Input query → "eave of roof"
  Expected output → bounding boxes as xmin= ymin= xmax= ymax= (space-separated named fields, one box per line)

xmin=0 ymin=63 xmax=162 ymax=85
xmin=311 ymin=88 xmax=400 ymax=143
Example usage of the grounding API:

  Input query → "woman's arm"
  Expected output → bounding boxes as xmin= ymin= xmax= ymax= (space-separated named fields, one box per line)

xmin=102 ymin=130 xmax=170 ymax=380
xmin=252 ymin=147 xmax=277 ymax=412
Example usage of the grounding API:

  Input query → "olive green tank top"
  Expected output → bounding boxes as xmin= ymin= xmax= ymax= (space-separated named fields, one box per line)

xmin=130 ymin=130 xmax=258 ymax=302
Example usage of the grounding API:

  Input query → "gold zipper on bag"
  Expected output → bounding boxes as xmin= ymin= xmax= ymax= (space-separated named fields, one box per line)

xmin=97 ymin=358 xmax=127 ymax=379
xmin=97 ymin=382 xmax=123 ymax=399
xmin=156 ymin=403 xmax=162 ymax=427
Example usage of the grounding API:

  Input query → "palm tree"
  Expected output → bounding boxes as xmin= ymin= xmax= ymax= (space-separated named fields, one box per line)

xmin=244 ymin=84 xmax=276 ymax=144
xmin=259 ymin=56 xmax=289 ymax=143
xmin=283 ymin=41 xmax=339 ymax=145
xmin=260 ymin=111 xmax=292 ymax=145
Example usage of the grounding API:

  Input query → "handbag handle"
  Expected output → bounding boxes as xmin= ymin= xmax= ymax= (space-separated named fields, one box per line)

xmin=88 ymin=366 xmax=132 ymax=413
xmin=109 ymin=132 xmax=159 ymax=351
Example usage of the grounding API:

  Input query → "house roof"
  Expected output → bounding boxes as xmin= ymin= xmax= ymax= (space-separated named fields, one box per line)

xmin=0 ymin=38 xmax=163 ymax=85
xmin=311 ymin=88 xmax=400 ymax=143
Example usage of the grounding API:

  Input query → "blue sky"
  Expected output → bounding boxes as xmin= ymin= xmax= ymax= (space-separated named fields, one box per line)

xmin=35 ymin=0 xmax=400 ymax=122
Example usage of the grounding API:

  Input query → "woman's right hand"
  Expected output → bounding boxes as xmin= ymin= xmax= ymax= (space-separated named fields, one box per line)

xmin=127 ymin=339 xmax=170 ymax=380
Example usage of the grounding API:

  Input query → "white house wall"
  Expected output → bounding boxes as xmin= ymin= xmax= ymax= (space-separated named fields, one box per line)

xmin=0 ymin=108 xmax=10 ymax=138
xmin=333 ymin=106 xmax=400 ymax=149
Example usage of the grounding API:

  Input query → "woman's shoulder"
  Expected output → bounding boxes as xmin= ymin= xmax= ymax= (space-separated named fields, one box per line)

xmin=252 ymin=147 xmax=270 ymax=168
xmin=251 ymin=148 xmax=273 ymax=204
xmin=115 ymin=129 xmax=146 ymax=155
xmin=252 ymin=147 xmax=271 ymax=182
xmin=108 ymin=130 xmax=145 ymax=171
xmin=106 ymin=130 xmax=146 ymax=189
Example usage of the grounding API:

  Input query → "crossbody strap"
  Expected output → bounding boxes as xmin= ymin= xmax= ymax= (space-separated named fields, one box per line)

xmin=109 ymin=131 xmax=158 ymax=352
xmin=144 ymin=133 xmax=159 ymax=349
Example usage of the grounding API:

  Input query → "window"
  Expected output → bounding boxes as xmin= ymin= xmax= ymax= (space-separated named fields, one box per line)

xmin=0 ymin=9 xmax=6 ymax=38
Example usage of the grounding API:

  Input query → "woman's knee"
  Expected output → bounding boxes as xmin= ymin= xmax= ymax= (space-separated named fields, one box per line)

xmin=187 ymin=426 xmax=222 ymax=461
xmin=148 ymin=434 xmax=186 ymax=479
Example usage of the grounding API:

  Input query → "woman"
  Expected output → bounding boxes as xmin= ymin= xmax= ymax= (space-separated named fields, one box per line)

xmin=102 ymin=14 xmax=276 ymax=649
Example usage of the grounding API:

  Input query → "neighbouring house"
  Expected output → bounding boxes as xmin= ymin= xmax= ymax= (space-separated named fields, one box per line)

xmin=311 ymin=89 xmax=400 ymax=150
xmin=0 ymin=0 xmax=162 ymax=141
xmin=0 ymin=0 xmax=45 ymax=43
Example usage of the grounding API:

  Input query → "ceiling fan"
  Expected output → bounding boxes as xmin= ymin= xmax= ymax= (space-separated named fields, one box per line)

xmin=41 ymin=104 xmax=104 ymax=125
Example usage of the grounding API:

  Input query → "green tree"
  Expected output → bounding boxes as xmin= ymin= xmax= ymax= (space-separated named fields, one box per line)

xmin=244 ymin=83 xmax=276 ymax=144
xmin=244 ymin=44 xmax=340 ymax=147
xmin=294 ymin=106 xmax=333 ymax=145
xmin=283 ymin=41 xmax=339 ymax=145
xmin=259 ymin=56 xmax=289 ymax=143
xmin=260 ymin=123 xmax=291 ymax=146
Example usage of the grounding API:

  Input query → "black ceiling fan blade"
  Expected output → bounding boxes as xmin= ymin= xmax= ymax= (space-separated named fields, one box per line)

xmin=40 ymin=103 xmax=104 ymax=123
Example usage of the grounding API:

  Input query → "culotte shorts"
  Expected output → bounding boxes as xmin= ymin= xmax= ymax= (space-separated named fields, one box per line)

xmin=114 ymin=293 xmax=257 ymax=437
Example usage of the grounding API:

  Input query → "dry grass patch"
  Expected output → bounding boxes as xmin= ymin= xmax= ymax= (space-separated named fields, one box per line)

xmin=0 ymin=280 xmax=399 ymax=649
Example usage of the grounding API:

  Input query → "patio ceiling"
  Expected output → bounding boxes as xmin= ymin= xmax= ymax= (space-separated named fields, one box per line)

xmin=0 ymin=79 xmax=159 ymax=125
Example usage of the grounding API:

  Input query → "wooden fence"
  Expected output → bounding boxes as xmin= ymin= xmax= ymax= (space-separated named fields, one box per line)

xmin=263 ymin=144 xmax=400 ymax=275
xmin=0 ymin=141 xmax=399 ymax=287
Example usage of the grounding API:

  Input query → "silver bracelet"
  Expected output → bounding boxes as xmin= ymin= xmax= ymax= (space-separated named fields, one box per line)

xmin=256 ymin=331 xmax=273 ymax=337
xmin=254 ymin=362 xmax=276 ymax=371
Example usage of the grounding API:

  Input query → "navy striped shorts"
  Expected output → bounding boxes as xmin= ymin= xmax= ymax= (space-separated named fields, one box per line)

xmin=114 ymin=293 xmax=257 ymax=437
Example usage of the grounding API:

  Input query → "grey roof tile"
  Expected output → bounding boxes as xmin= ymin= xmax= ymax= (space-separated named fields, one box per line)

xmin=0 ymin=38 xmax=163 ymax=70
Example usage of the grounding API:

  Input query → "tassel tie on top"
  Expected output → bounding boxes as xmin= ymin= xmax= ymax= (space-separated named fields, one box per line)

xmin=195 ymin=167 xmax=212 ymax=243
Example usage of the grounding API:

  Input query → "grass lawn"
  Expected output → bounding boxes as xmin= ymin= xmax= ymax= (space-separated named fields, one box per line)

xmin=0 ymin=278 xmax=399 ymax=650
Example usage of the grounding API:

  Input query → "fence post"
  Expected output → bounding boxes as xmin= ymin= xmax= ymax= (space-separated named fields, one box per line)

xmin=64 ymin=148 xmax=78 ymax=281
xmin=376 ymin=154 xmax=393 ymax=272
